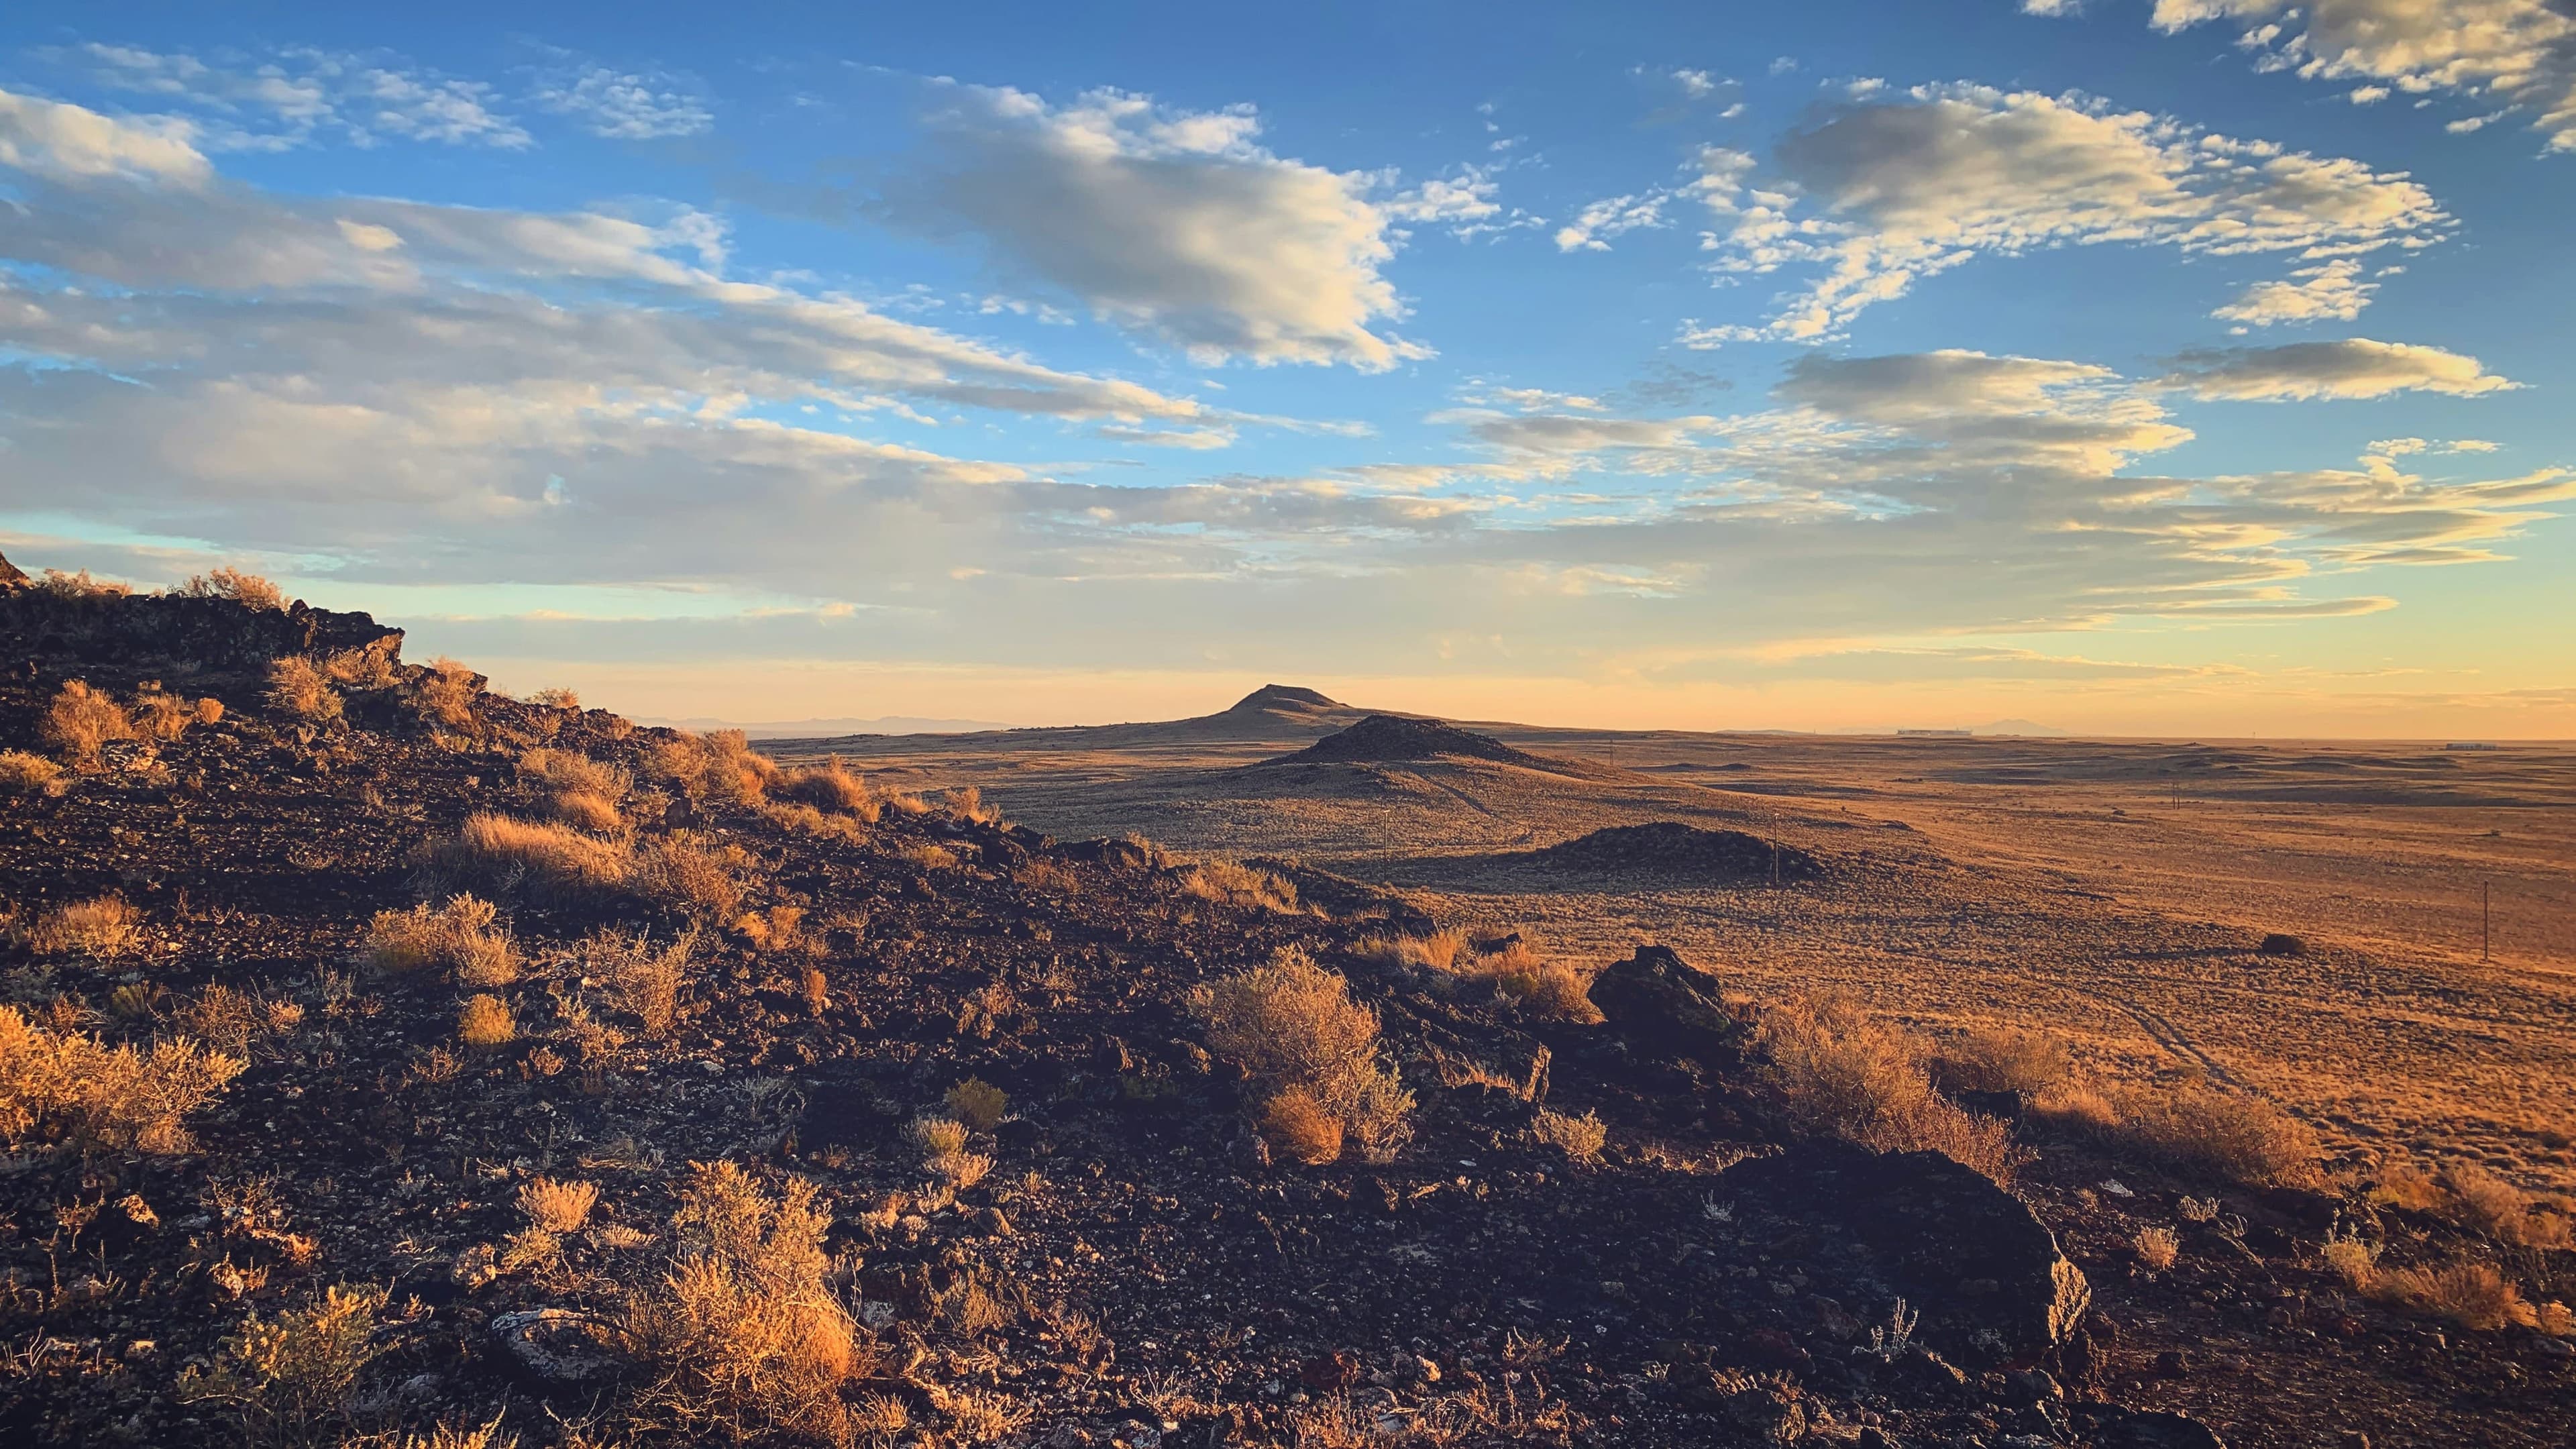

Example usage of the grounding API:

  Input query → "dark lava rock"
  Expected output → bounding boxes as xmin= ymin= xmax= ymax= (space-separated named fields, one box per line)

xmin=490 ymin=1308 xmax=619 ymax=1385
xmin=1723 ymin=1143 xmax=2090 ymax=1368
xmin=0 ymin=549 xmax=25 ymax=589
xmin=0 ymin=578 xmax=400 ymax=672
xmin=1521 ymin=821 xmax=1824 ymax=882
xmin=1265 ymin=713 xmax=1556 ymax=769
xmin=2073 ymin=1403 xmax=2231 ymax=1448
xmin=2257 ymin=932 xmax=2308 ymax=957
xmin=1589 ymin=945 xmax=1743 ymax=1068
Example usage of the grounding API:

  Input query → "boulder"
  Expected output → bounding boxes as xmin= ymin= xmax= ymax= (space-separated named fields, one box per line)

xmin=0 ymin=550 xmax=25 ymax=590
xmin=1589 ymin=945 xmax=1742 ymax=1067
xmin=2073 ymin=1404 xmax=2230 ymax=1448
xmin=1722 ymin=1143 xmax=2090 ymax=1368
xmin=490 ymin=1308 xmax=619 ymax=1385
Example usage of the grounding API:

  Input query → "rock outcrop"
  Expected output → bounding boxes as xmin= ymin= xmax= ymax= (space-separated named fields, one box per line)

xmin=1589 ymin=944 xmax=1745 ymax=1068
xmin=1265 ymin=713 xmax=1555 ymax=769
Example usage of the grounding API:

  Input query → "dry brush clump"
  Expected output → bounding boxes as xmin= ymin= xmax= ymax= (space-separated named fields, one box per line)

xmin=519 ymin=1177 xmax=600 ymax=1234
xmin=1192 ymin=947 xmax=1414 ymax=1166
xmin=265 ymin=657 xmax=345 ymax=725
xmin=0 ymin=749 xmax=64 ymax=792
xmin=1755 ymin=991 xmax=2019 ymax=1185
xmin=176 ymin=983 xmax=305 ymax=1054
xmin=0 ymin=1004 xmax=247 ymax=1153
xmin=366 ymin=895 xmax=519 ymax=985
xmin=1532 ymin=1108 xmax=1608 ymax=1165
xmin=2098 ymin=1080 xmax=2322 ymax=1190
xmin=171 ymin=566 xmax=287 ymax=610
xmin=773 ymin=758 xmax=879 ymax=821
xmin=585 ymin=928 xmax=698 ymax=1038
xmin=428 ymin=814 xmax=633 ymax=900
xmin=22 ymin=895 xmax=144 ymax=957
xmin=1177 ymin=858 xmax=1299 ymax=913
xmin=1933 ymin=1026 xmax=2075 ymax=1097
xmin=415 ymin=657 xmax=482 ymax=731
xmin=42 ymin=680 xmax=137 ymax=764
xmin=2323 ymin=1234 xmax=2571 ymax=1335
xmin=457 ymin=995 xmax=517 ymax=1051
xmin=175 ymin=1282 xmax=388 ymax=1445
xmin=622 ymin=1161 xmax=868 ymax=1444
xmin=521 ymin=747 xmax=633 ymax=834
xmin=649 ymin=729 xmax=777 ymax=806
xmin=2372 ymin=1159 xmax=2576 ymax=1250
xmin=133 ymin=682 xmax=221 ymax=741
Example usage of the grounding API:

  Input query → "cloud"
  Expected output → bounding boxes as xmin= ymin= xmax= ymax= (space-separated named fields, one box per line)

xmin=1554 ymin=191 xmax=1670 ymax=251
xmin=2212 ymin=258 xmax=2376 ymax=325
xmin=869 ymin=84 xmax=1429 ymax=370
xmin=533 ymin=64 xmax=714 ymax=140
xmin=1684 ymin=83 xmax=2446 ymax=340
xmin=50 ymin=41 xmax=531 ymax=150
xmin=2154 ymin=338 xmax=2518 ymax=399
xmin=0 ymin=86 xmax=209 ymax=184
xmin=2145 ymin=0 xmax=2576 ymax=154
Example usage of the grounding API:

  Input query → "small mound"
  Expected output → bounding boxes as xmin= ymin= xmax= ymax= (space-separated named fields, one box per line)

xmin=1229 ymin=683 xmax=1342 ymax=714
xmin=1268 ymin=713 xmax=1550 ymax=768
xmin=1525 ymin=822 xmax=1825 ymax=881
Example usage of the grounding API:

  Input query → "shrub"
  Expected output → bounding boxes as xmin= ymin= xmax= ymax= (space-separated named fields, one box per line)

xmin=649 ymin=729 xmax=776 ymax=805
xmin=0 ymin=1005 xmax=246 ymax=1152
xmin=912 ymin=1115 xmax=994 ymax=1188
xmin=322 ymin=644 xmax=398 ymax=690
xmin=633 ymin=839 xmax=744 ymax=916
xmin=1354 ymin=927 xmax=1469 ymax=972
xmin=893 ymin=841 xmax=959 ymax=872
xmin=2133 ymin=1224 xmax=2180 ymax=1273
xmin=1260 ymin=1087 xmax=1345 ymax=1165
xmin=366 ymin=895 xmax=518 ymax=984
xmin=623 ymin=1162 xmax=868 ymax=1444
xmin=521 ymin=747 xmax=629 ymax=800
xmin=25 ymin=896 xmax=143 ymax=957
xmin=1532 ymin=1108 xmax=1607 ymax=1164
xmin=1935 ymin=1026 xmax=2074 ymax=1096
xmin=519 ymin=1177 xmax=600 ymax=1234
xmin=1178 ymin=859 xmax=1298 ymax=912
xmin=1756 ymin=991 xmax=2019 ymax=1185
xmin=1448 ymin=938 xmax=1602 ymax=1024
xmin=2109 ymin=1081 xmax=2320 ymax=1189
xmin=172 ymin=567 xmax=288 ymax=610
xmin=945 ymin=1078 xmax=1009 ymax=1132
xmin=549 ymin=790 xmax=625 ymax=835
xmin=458 ymin=995 xmax=516 ymax=1050
xmin=947 ymin=785 xmax=1002 ymax=826
xmin=265 ymin=657 xmax=344 ymax=725
xmin=415 ymin=658 xmax=480 ymax=730
xmin=775 ymin=759 xmax=879 ymax=820
xmin=42 ymin=680 xmax=136 ymax=763
xmin=2436 ymin=1161 xmax=2573 ymax=1249
xmin=0 ymin=749 xmax=62 ymax=792
xmin=37 ymin=568 xmax=131 ymax=598
xmin=175 ymin=1283 xmax=386 ymax=1443
xmin=133 ymin=684 xmax=204 ymax=742
xmin=588 ymin=928 xmax=696 ymax=1038
xmin=433 ymin=813 xmax=633 ymax=899
xmin=530 ymin=686 xmax=581 ymax=709
xmin=176 ymin=983 xmax=304 ymax=1053
xmin=2375 ymin=1259 xmax=2542 ymax=1332
xmin=1191 ymin=947 xmax=1413 ymax=1165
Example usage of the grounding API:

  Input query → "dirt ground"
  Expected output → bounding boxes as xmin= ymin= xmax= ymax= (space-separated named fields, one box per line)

xmin=790 ymin=706 xmax=2576 ymax=1193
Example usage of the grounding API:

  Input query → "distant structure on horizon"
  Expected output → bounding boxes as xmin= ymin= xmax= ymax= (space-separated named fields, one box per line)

xmin=1896 ymin=729 xmax=1974 ymax=739
xmin=2444 ymin=741 xmax=2500 ymax=751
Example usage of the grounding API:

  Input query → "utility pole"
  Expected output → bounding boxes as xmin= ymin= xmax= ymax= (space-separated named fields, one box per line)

xmin=2483 ymin=881 xmax=2491 ymax=963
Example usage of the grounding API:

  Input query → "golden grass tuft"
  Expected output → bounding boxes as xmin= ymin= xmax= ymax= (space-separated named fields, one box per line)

xmin=415 ymin=657 xmax=480 ymax=729
xmin=774 ymin=759 xmax=879 ymax=820
xmin=2133 ymin=1224 xmax=2180 ymax=1273
xmin=176 ymin=983 xmax=304 ymax=1053
xmin=133 ymin=684 xmax=211 ymax=742
xmin=1178 ymin=858 xmax=1299 ymax=912
xmin=1260 ymin=1087 xmax=1346 ymax=1165
xmin=945 ymin=1077 xmax=1009 ymax=1132
xmin=2432 ymin=1160 xmax=2574 ymax=1249
xmin=0 ymin=749 xmax=63 ymax=792
xmin=1532 ymin=1107 xmax=1608 ymax=1164
xmin=912 ymin=1114 xmax=994 ymax=1188
xmin=265 ymin=657 xmax=345 ymax=725
xmin=172 ymin=567 xmax=287 ymax=610
xmin=649 ymin=729 xmax=777 ymax=805
xmin=586 ymin=927 xmax=697 ymax=1038
xmin=0 ymin=1004 xmax=246 ymax=1153
xmin=529 ymin=686 xmax=580 ymax=709
xmin=623 ymin=1161 xmax=869 ymax=1444
xmin=521 ymin=747 xmax=629 ymax=800
xmin=519 ymin=1177 xmax=600 ymax=1234
xmin=548 ymin=790 xmax=625 ymax=835
xmin=1354 ymin=926 xmax=1469 ymax=972
xmin=2105 ymin=1080 xmax=2322 ymax=1189
xmin=366 ymin=895 xmax=519 ymax=984
xmin=633 ymin=839 xmax=744 ymax=917
xmin=1192 ymin=947 xmax=1413 ymax=1165
xmin=1756 ymin=991 xmax=2019 ymax=1185
xmin=43 ymin=680 xmax=136 ymax=763
xmin=23 ymin=896 xmax=143 ymax=957
xmin=1452 ymin=938 xmax=1601 ymax=1024
xmin=1935 ymin=1026 xmax=2074 ymax=1096
xmin=947 ymin=784 xmax=1002 ymax=825
xmin=174 ymin=1283 xmax=386 ymax=1442
xmin=458 ymin=994 xmax=517 ymax=1051
xmin=433 ymin=813 xmax=633 ymax=899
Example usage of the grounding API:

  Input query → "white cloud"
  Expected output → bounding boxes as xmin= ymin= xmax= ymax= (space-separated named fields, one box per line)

xmin=0 ymin=87 xmax=209 ymax=184
xmin=2155 ymin=338 xmax=2519 ymax=398
xmin=2212 ymin=257 xmax=2375 ymax=324
xmin=533 ymin=64 xmax=714 ymax=140
xmin=1688 ymin=83 xmax=2446 ymax=340
xmin=53 ymin=42 xmax=530 ymax=151
xmin=1554 ymin=191 xmax=1670 ymax=252
xmin=2147 ymin=0 xmax=2576 ymax=153
xmin=869 ymin=84 xmax=1429 ymax=370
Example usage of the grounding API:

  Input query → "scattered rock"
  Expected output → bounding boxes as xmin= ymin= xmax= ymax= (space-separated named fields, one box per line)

xmin=1519 ymin=822 xmax=1824 ymax=882
xmin=1588 ymin=945 xmax=1743 ymax=1067
xmin=1263 ymin=714 xmax=1562 ymax=770
xmin=2257 ymin=933 xmax=2307 ymax=957
xmin=490 ymin=1308 xmax=619 ymax=1385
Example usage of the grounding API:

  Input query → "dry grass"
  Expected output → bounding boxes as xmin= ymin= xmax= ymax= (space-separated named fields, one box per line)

xmin=2426 ymin=1161 xmax=2574 ymax=1248
xmin=912 ymin=1115 xmax=995 ymax=1188
xmin=1935 ymin=1026 xmax=2075 ymax=1096
xmin=519 ymin=1177 xmax=600 ymax=1234
xmin=1179 ymin=858 xmax=1299 ymax=912
xmin=433 ymin=813 xmax=633 ymax=900
xmin=366 ymin=895 xmax=519 ymax=984
xmin=1260 ymin=1087 xmax=1346 ymax=1165
xmin=945 ymin=1077 xmax=1009 ymax=1132
xmin=42 ymin=680 xmax=137 ymax=763
xmin=172 ymin=567 xmax=287 ymax=610
xmin=587 ymin=928 xmax=697 ymax=1038
xmin=623 ymin=1161 xmax=869 ymax=1444
xmin=1191 ymin=947 xmax=1414 ymax=1165
xmin=549 ymin=790 xmax=625 ymax=834
xmin=947 ymin=785 xmax=1002 ymax=826
xmin=415 ymin=658 xmax=480 ymax=730
xmin=37 ymin=568 xmax=132 ymax=598
xmin=323 ymin=643 xmax=399 ymax=690
xmin=2133 ymin=1224 xmax=2180 ymax=1273
xmin=893 ymin=841 xmax=960 ymax=872
xmin=1446 ymin=939 xmax=1601 ymax=1024
xmin=1756 ymin=991 xmax=2019 ymax=1185
xmin=2103 ymin=1080 xmax=2322 ymax=1189
xmin=23 ymin=896 xmax=144 ymax=957
xmin=458 ymin=995 xmax=517 ymax=1051
xmin=0 ymin=749 xmax=62 ymax=792
xmin=174 ymin=1282 xmax=386 ymax=1444
xmin=1532 ymin=1108 xmax=1608 ymax=1164
xmin=176 ymin=984 xmax=305 ymax=1053
xmin=731 ymin=904 xmax=806 ymax=953
xmin=2332 ymin=1247 xmax=2565 ymax=1334
xmin=633 ymin=839 xmax=744 ymax=917
xmin=0 ymin=1004 xmax=247 ymax=1153
xmin=1355 ymin=926 xmax=1470 ymax=972
xmin=773 ymin=759 xmax=879 ymax=821
xmin=649 ymin=729 xmax=777 ymax=805
xmin=529 ymin=686 xmax=581 ymax=709
xmin=133 ymin=684 xmax=215 ymax=742
xmin=265 ymin=657 xmax=344 ymax=725
xmin=521 ymin=747 xmax=630 ymax=800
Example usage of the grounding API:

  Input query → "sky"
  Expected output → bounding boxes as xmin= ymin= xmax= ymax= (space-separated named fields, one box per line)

xmin=0 ymin=1 xmax=2570 ymax=737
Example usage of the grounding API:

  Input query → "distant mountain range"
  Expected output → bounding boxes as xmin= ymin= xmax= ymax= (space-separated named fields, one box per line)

xmin=639 ymin=714 xmax=1016 ymax=739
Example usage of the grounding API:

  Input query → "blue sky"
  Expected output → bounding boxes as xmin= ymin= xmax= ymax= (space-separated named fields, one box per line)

xmin=1 ymin=1 xmax=2569 ymax=734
